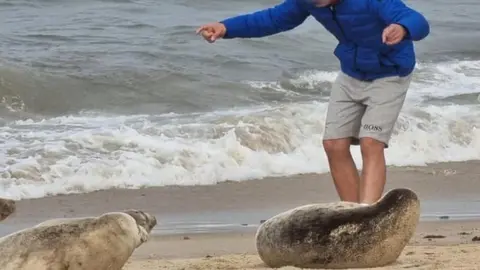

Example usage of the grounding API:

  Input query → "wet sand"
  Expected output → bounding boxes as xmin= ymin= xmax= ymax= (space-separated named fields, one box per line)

xmin=1 ymin=161 xmax=480 ymax=269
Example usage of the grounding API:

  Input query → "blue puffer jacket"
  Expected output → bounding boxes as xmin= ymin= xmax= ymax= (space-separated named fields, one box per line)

xmin=220 ymin=0 xmax=430 ymax=81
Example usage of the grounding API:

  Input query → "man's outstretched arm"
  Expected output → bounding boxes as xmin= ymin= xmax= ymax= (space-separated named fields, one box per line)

xmin=370 ymin=0 xmax=430 ymax=41
xmin=220 ymin=0 xmax=310 ymax=39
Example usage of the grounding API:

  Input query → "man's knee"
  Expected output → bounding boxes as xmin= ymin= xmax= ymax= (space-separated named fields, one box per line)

xmin=323 ymin=138 xmax=351 ymax=156
xmin=360 ymin=137 xmax=385 ymax=156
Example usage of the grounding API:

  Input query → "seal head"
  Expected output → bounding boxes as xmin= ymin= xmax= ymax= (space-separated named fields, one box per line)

xmin=0 ymin=198 xmax=16 ymax=222
xmin=122 ymin=209 xmax=157 ymax=234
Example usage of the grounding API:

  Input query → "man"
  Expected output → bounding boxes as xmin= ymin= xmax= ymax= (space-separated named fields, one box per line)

xmin=196 ymin=0 xmax=429 ymax=204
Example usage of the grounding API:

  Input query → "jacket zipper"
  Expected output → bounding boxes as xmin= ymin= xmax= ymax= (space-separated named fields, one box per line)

xmin=330 ymin=5 xmax=366 ymax=80
xmin=330 ymin=5 xmax=346 ymax=42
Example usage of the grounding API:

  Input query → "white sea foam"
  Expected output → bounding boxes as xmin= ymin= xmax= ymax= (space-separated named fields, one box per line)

xmin=0 ymin=60 xmax=479 ymax=200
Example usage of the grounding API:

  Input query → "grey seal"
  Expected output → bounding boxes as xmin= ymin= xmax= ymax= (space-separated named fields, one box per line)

xmin=0 ymin=209 xmax=157 ymax=270
xmin=255 ymin=188 xmax=420 ymax=269
xmin=0 ymin=197 xmax=15 ymax=222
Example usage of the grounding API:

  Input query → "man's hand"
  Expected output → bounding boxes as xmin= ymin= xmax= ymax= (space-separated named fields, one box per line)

xmin=311 ymin=0 xmax=335 ymax=7
xmin=196 ymin=23 xmax=227 ymax=43
xmin=382 ymin=24 xmax=407 ymax=45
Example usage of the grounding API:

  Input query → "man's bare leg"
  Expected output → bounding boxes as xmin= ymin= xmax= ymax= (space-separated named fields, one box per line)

xmin=359 ymin=137 xmax=386 ymax=204
xmin=323 ymin=138 xmax=360 ymax=202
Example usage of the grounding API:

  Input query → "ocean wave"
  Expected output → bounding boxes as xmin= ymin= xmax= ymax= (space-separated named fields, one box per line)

xmin=1 ymin=102 xmax=478 ymax=200
xmin=0 ymin=59 xmax=479 ymax=199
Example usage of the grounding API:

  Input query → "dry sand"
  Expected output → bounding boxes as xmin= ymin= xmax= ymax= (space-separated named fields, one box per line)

xmin=124 ymin=220 xmax=480 ymax=270
xmin=2 ymin=161 xmax=480 ymax=269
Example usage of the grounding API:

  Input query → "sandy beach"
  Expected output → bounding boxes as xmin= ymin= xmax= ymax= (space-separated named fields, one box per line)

xmin=1 ymin=0 xmax=480 ymax=267
xmin=1 ymin=0 xmax=478 ymax=268
xmin=123 ymin=219 xmax=480 ymax=270
xmin=1 ymin=161 xmax=480 ymax=269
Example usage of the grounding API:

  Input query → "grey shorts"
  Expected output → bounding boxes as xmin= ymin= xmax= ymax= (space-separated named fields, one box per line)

xmin=323 ymin=72 xmax=412 ymax=147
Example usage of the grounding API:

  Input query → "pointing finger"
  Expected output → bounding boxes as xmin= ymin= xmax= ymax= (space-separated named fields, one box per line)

xmin=200 ymin=30 xmax=212 ymax=39
xmin=196 ymin=26 xmax=209 ymax=34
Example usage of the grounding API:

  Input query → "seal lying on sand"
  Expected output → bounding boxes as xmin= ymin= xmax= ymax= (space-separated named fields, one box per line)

xmin=0 ymin=197 xmax=16 ymax=222
xmin=0 ymin=209 xmax=157 ymax=270
xmin=255 ymin=188 xmax=420 ymax=269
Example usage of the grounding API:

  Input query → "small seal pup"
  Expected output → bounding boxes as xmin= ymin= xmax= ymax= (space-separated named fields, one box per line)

xmin=0 ymin=197 xmax=16 ymax=222
xmin=0 ymin=209 xmax=157 ymax=270
xmin=255 ymin=188 xmax=420 ymax=269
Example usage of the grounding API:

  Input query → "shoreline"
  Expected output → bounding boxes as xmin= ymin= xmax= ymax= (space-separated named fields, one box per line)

xmin=1 ymin=160 xmax=480 ymax=237
xmin=0 ymin=160 xmax=479 ymax=269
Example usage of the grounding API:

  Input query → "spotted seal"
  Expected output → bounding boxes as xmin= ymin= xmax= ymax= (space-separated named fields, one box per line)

xmin=0 ymin=209 xmax=157 ymax=270
xmin=255 ymin=188 xmax=420 ymax=269
xmin=0 ymin=197 xmax=15 ymax=222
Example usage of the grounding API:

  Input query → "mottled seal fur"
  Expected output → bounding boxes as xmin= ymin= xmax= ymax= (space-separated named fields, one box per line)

xmin=255 ymin=188 xmax=420 ymax=269
xmin=0 ymin=209 xmax=157 ymax=270
xmin=0 ymin=197 xmax=16 ymax=222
